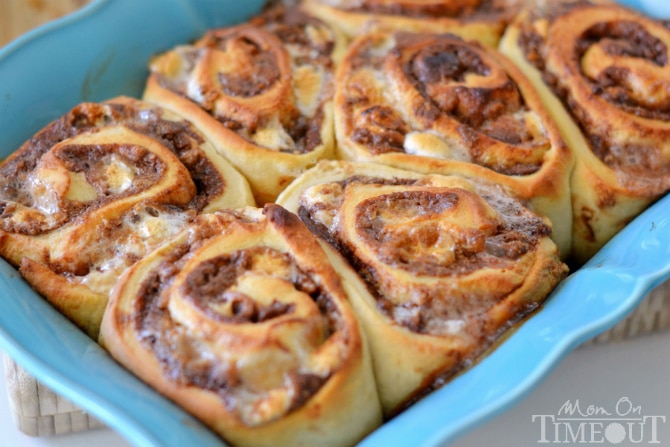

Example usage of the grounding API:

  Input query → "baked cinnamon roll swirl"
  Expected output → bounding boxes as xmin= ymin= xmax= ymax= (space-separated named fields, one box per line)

xmin=277 ymin=161 xmax=568 ymax=415
xmin=335 ymin=30 xmax=574 ymax=257
xmin=0 ymin=96 xmax=254 ymax=338
xmin=301 ymin=0 xmax=522 ymax=47
xmin=500 ymin=1 xmax=670 ymax=263
xmin=144 ymin=5 xmax=346 ymax=204
xmin=100 ymin=204 xmax=381 ymax=447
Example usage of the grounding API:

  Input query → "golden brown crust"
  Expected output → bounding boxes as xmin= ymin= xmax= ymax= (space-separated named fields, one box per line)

xmin=143 ymin=5 xmax=346 ymax=204
xmin=0 ymin=96 xmax=254 ymax=338
xmin=276 ymin=160 xmax=568 ymax=415
xmin=500 ymin=1 xmax=670 ymax=263
xmin=301 ymin=0 xmax=522 ymax=47
xmin=20 ymin=258 xmax=108 ymax=338
xmin=100 ymin=204 xmax=381 ymax=447
xmin=334 ymin=30 xmax=574 ymax=258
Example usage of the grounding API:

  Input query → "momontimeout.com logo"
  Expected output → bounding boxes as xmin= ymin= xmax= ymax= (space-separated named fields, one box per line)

xmin=532 ymin=397 xmax=666 ymax=444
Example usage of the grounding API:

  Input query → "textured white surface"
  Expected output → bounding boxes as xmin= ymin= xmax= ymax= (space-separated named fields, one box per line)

xmin=3 ymin=354 xmax=105 ymax=437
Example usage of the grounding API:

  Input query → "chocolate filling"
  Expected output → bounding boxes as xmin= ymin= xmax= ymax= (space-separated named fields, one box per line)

xmin=156 ymin=6 xmax=335 ymax=155
xmin=518 ymin=10 xmax=670 ymax=181
xmin=297 ymin=177 xmax=551 ymax=334
xmin=135 ymin=244 xmax=338 ymax=413
xmin=0 ymin=101 xmax=224 ymax=235
xmin=345 ymin=33 xmax=547 ymax=174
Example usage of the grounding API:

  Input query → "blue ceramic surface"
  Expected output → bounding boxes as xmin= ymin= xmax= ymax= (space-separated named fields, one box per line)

xmin=0 ymin=1 xmax=668 ymax=446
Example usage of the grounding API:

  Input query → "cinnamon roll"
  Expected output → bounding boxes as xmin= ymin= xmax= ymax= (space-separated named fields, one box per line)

xmin=301 ymin=0 xmax=522 ymax=47
xmin=277 ymin=160 xmax=568 ymax=415
xmin=143 ymin=5 xmax=346 ymax=204
xmin=0 ymin=96 xmax=254 ymax=338
xmin=334 ymin=30 xmax=574 ymax=257
xmin=500 ymin=1 xmax=670 ymax=264
xmin=99 ymin=204 xmax=382 ymax=447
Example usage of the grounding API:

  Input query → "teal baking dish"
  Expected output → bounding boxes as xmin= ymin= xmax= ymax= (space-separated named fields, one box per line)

xmin=0 ymin=1 xmax=668 ymax=446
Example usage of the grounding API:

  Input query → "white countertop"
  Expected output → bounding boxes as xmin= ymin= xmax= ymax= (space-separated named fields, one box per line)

xmin=1 ymin=331 xmax=669 ymax=447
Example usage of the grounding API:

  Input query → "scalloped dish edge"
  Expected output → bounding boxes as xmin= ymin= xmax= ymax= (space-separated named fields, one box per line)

xmin=0 ymin=1 xmax=669 ymax=447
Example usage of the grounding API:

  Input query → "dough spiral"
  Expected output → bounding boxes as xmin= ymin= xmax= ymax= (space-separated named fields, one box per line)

xmin=0 ymin=96 xmax=253 ymax=337
xmin=335 ymin=30 xmax=573 ymax=256
xmin=100 ymin=204 xmax=381 ymax=447
xmin=277 ymin=161 xmax=568 ymax=414
xmin=500 ymin=1 xmax=670 ymax=263
xmin=144 ymin=5 xmax=346 ymax=204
